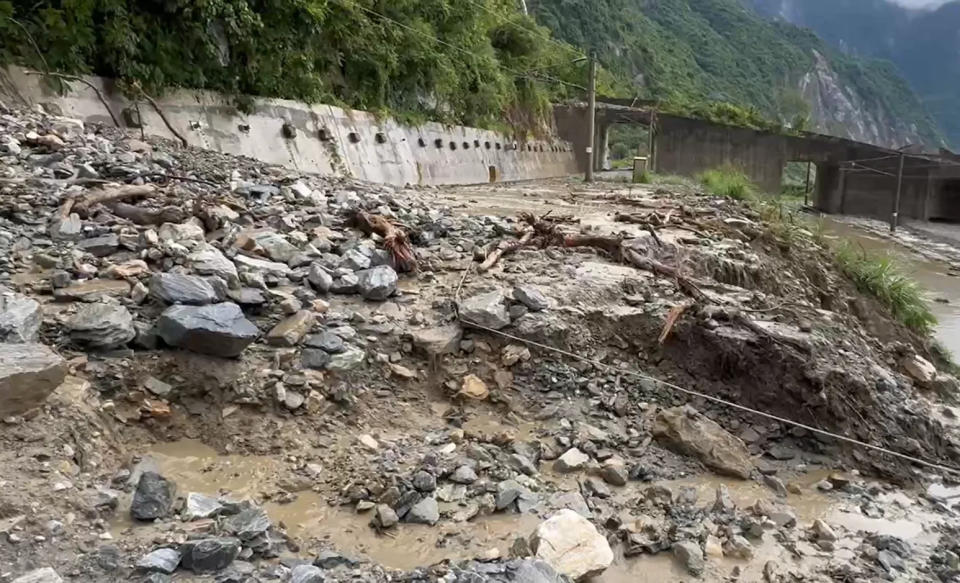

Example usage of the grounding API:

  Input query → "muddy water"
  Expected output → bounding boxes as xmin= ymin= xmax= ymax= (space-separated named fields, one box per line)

xmin=821 ymin=218 xmax=960 ymax=356
xmin=128 ymin=440 xmax=944 ymax=579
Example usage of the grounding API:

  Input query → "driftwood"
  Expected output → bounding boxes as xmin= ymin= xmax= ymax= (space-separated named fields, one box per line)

xmin=60 ymin=184 xmax=160 ymax=219
xmin=478 ymin=230 xmax=534 ymax=273
xmin=108 ymin=202 xmax=185 ymax=225
xmin=352 ymin=211 xmax=417 ymax=272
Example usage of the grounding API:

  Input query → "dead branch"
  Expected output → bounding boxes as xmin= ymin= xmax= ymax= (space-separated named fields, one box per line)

xmin=62 ymin=184 xmax=160 ymax=218
xmin=624 ymin=248 xmax=708 ymax=302
xmin=352 ymin=211 xmax=417 ymax=272
xmin=138 ymin=89 xmax=188 ymax=148
xmin=731 ymin=310 xmax=812 ymax=354
xmin=108 ymin=202 xmax=185 ymax=225
xmin=478 ymin=230 xmax=534 ymax=273
xmin=659 ymin=302 xmax=691 ymax=344
xmin=24 ymin=71 xmax=120 ymax=128
xmin=560 ymin=234 xmax=625 ymax=259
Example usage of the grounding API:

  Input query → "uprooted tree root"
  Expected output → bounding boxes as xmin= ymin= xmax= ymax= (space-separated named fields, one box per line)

xmin=351 ymin=210 xmax=418 ymax=272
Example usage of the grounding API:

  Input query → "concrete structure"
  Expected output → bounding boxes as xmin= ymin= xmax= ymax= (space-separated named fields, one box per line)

xmin=0 ymin=67 xmax=578 ymax=187
xmin=555 ymin=100 xmax=960 ymax=224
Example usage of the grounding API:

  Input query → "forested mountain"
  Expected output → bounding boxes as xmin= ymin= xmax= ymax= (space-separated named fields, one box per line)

xmin=532 ymin=0 xmax=945 ymax=148
xmin=747 ymin=0 xmax=960 ymax=149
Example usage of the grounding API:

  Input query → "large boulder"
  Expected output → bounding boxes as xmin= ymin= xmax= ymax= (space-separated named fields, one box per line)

xmin=460 ymin=290 xmax=511 ymax=330
xmin=11 ymin=568 xmax=63 ymax=583
xmin=136 ymin=548 xmax=181 ymax=574
xmin=357 ymin=265 xmax=398 ymax=301
xmin=188 ymin=244 xmax=238 ymax=281
xmin=77 ymin=233 xmax=119 ymax=257
xmin=131 ymin=472 xmax=176 ymax=521
xmin=0 ymin=343 xmax=66 ymax=416
xmin=157 ymin=303 xmax=258 ymax=358
xmin=149 ymin=273 xmax=218 ymax=305
xmin=529 ymin=509 xmax=613 ymax=581
xmin=653 ymin=405 xmax=754 ymax=479
xmin=179 ymin=537 xmax=241 ymax=573
xmin=0 ymin=292 xmax=41 ymax=343
xmin=67 ymin=303 xmax=136 ymax=349
xmin=412 ymin=325 xmax=462 ymax=356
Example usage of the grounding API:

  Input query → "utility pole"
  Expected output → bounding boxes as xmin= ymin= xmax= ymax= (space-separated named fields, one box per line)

xmin=585 ymin=52 xmax=597 ymax=183
xmin=890 ymin=153 xmax=905 ymax=233
xmin=803 ymin=161 xmax=811 ymax=207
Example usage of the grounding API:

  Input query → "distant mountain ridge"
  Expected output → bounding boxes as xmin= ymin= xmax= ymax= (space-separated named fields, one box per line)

xmin=747 ymin=0 xmax=960 ymax=149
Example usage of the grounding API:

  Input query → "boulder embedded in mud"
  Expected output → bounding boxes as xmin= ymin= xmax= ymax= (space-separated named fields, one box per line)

xmin=653 ymin=406 xmax=754 ymax=479
xmin=405 ymin=496 xmax=439 ymax=525
xmin=11 ymin=568 xmax=63 ymax=583
xmin=460 ymin=290 xmax=511 ymax=330
xmin=902 ymin=354 xmax=937 ymax=384
xmin=149 ymin=273 xmax=218 ymax=305
xmin=131 ymin=472 xmax=177 ymax=521
xmin=529 ymin=509 xmax=613 ymax=581
xmin=513 ymin=285 xmax=550 ymax=311
xmin=136 ymin=548 xmax=181 ymax=574
xmin=184 ymin=493 xmax=224 ymax=520
xmin=306 ymin=331 xmax=346 ymax=354
xmin=672 ymin=540 xmax=704 ymax=575
xmin=357 ymin=265 xmax=398 ymax=300
xmin=554 ymin=448 xmax=590 ymax=473
xmin=0 ymin=343 xmax=66 ymax=416
xmin=326 ymin=346 xmax=366 ymax=371
xmin=412 ymin=325 xmax=462 ymax=356
xmin=179 ymin=537 xmax=241 ymax=573
xmin=0 ymin=293 xmax=41 ymax=343
xmin=67 ymin=302 xmax=136 ymax=349
xmin=290 ymin=565 xmax=326 ymax=583
xmin=222 ymin=507 xmax=271 ymax=541
xmin=157 ymin=303 xmax=258 ymax=358
xmin=266 ymin=310 xmax=315 ymax=347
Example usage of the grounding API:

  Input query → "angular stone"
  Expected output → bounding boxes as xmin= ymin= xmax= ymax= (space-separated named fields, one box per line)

xmin=451 ymin=465 xmax=479 ymax=484
xmin=0 ymin=343 xmax=66 ymax=416
xmin=290 ymin=565 xmax=325 ymax=583
xmin=67 ymin=302 xmax=136 ymax=349
xmin=514 ymin=285 xmax=549 ymax=311
xmin=180 ymin=537 xmax=240 ymax=573
xmin=460 ymin=290 xmax=511 ymax=330
xmin=327 ymin=346 xmax=365 ymax=371
xmin=307 ymin=263 xmax=334 ymax=293
xmin=405 ymin=496 xmax=439 ymax=525
xmin=222 ymin=507 xmax=271 ymax=541
xmin=902 ymin=354 xmax=936 ymax=384
xmin=530 ymin=509 xmax=613 ymax=580
xmin=339 ymin=248 xmax=371 ymax=271
xmin=412 ymin=470 xmax=437 ymax=492
xmin=11 ymin=568 xmax=63 ymax=583
xmin=137 ymin=548 xmax=181 ymax=574
xmin=188 ymin=244 xmax=238 ymax=281
xmin=234 ymin=254 xmax=291 ymax=277
xmin=554 ymin=448 xmax=590 ymax=473
xmin=157 ymin=303 xmax=258 ymax=358
xmin=266 ymin=311 xmax=315 ymax=347
xmin=53 ymin=279 xmax=130 ymax=301
xmin=149 ymin=273 xmax=218 ymax=305
xmin=78 ymin=234 xmax=119 ymax=257
xmin=301 ymin=349 xmax=331 ymax=370
xmin=305 ymin=331 xmax=345 ymax=354
xmin=158 ymin=221 xmax=204 ymax=243
xmin=374 ymin=504 xmax=399 ymax=529
xmin=653 ymin=406 xmax=753 ymax=479
xmin=600 ymin=464 xmax=627 ymax=487
xmin=227 ymin=288 xmax=267 ymax=306
xmin=0 ymin=293 xmax=41 ymax=343
xmin=184 ymin=493 xmax=224 ymax=520
xmin=50 ymin=213 xmax=82 ymax=241
xmin=357 ymin=265 xmax=398 ymax=301
xmin=252 ymin=231 xmax=299 ymax=263
xmin=412 ymin=325 xmax=462 ymax=356
xmin=131 ymin=472 xmax=176 ymax=521
xmin=330 ymin=273 xmax=359 ymax=294
xmin=672 ymin=541 xmax=704 ymax=576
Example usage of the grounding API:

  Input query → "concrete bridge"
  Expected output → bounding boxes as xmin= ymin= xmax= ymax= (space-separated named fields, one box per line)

xmin=554 ymin=101 xmax=960 ymax=225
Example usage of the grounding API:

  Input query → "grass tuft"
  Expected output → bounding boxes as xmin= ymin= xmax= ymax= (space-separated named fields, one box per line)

xmin=832 ymin=242 xmax=937 ymax=334
xmin=697 ymin=166 xmax=757 ymax=200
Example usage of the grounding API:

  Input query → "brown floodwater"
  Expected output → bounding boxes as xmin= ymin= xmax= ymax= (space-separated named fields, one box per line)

xmin=820 ymin=218 xmax=960 ymax=357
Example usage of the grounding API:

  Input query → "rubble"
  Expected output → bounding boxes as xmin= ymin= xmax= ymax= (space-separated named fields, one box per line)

xmin=0 ymin=343 xmax=66 ymax=416
xmin=67 ymin=302 xmax=136 ymax=349
xmin=156 ymin=303 xmax=259 ymax=357
xmin=0 ymin=292 xmax=41 ymax=342
xmin=530 ymin=509 xmax=613 ymax=580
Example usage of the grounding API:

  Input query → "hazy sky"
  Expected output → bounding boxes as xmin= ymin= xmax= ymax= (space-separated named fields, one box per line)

xmin=889 ymin=0 xmax=950 ymax=8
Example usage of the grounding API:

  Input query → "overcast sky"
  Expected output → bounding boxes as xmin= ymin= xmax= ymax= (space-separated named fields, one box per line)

xmin=889 ymin=0 xmax=951 ymax=8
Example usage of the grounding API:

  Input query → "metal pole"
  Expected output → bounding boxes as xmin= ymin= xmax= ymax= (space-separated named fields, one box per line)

xmin=839 ymin=165 xmax=848 ymax=214
xmin=891 ymin=153 xmax=904 ymax=233
xmin=804 ymin=161 xmax=811 ymax=207
xmin=585 ymin=53 xmax=597 ymax=183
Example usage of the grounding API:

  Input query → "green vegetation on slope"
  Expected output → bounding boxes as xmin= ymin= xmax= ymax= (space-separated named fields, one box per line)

xmin=0 ymin=0 xmax=590 ymax=133
xmin=532 ymin=0 xmax=943 ymax=145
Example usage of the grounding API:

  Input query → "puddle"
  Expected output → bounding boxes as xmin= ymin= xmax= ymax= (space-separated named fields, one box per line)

xmin=146 ymin=439 xmax=282 ymax=499
xmin=821 ymin=217 xmax=960 ymax=356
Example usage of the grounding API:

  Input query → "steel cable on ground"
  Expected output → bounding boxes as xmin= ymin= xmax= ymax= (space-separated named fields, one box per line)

xmin=452 ymin=268 xmax=960 ymax=477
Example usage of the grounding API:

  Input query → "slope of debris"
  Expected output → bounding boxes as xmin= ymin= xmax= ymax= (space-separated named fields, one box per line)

xmin=2 ymin=105 xmax=960 ymax=583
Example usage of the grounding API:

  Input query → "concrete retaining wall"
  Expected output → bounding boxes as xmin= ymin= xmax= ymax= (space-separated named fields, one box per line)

xmin=0 ymin=67 xmax=578 ymax=186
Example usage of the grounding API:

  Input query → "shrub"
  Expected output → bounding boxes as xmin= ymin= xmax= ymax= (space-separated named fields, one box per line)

xmin=697 ymin=166 xmax=757 ymax=200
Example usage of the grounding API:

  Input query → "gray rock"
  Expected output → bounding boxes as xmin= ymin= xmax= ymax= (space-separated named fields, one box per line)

xmin=763 ymin=475 xmax=788 ymax=497
xmin=374 ymin=504 xmax=399 ymax=529
xmin=78 ymin=233 xmax=119 ymax=257
xmin=11 ymin=568 xmax=63 ymax=583
xmin=290 ymin=565 xmax=325 ymax=583
xmin=149 ymin=273 xmax=218 ymax=305
xmin=0 ymin=293 xmax=41 ymax=342
xmin=227 ymin=287 xmax=267 ymax=306
xmin=509 ymin=304 xmax=529 ymax=320
xmin=412 ymin=470 xmax=437 ymax=492
xmin=266 ymin=310 xmax=315 ymax=347
xmin=330 ymin=273 xmax=360 ymax=294
xmin=549 ymin=491 xmax=591 ymax=518
xmin=496 ymin=479 xmax=526 ymax=510
xmin=301 ymin=349 xmax=332 ymax=370
xmin=141 ymin=573 xmax=171 ymax=583
xmin=327 ymin=346 xmax=365 ymax=371
xmin=188 ymin=244 xmax=238 ymax=281
xmin=600 ymin=465 xmax=627 ymax=487
xmin=412 ymin=325 xmax=462 ymax=356
xmin=554 ymin=448 xmax=589 ymax=473
xmin=253 ymin=232 xmax=299 ymax=263
xmin=653 ymin=406 xmax=754 ymax=479
xmin=509 ymin=453 xmax=539 ymax=476
xmin=136 ymin=548 xmax=181 ymax=574
xmin=339 ymin=248 xmax=371 ymax=271
xmin=184 ymin=493 xmax=224 ymax=520
xmin=222 ymin=507 xmax=271 ymax=541
xmin=673 ymin=540 xmax=704 ymax=576
xmin=307 ymin=263 xmax=334 ymax=293
xmin=357 ymin=265 xmax=398 ymax=301
xmin=878 ymin=549 xmax=905 ymax=572
xmin=50 ymin=213 xmax=82 ymax=241
xmin=530 ymin=509 xmax=613 ymax=580
xmin=131 ymin=472 xmax=176 ymax=521
xmin=67 ymin=302 xmax=136 ymax=349
xmin=180 ymin=537 xmax=241 ymax=573
xmin=305 ymin=331 xmax=345 ymax=353
xmin=450 ymin=465 xmax=478 ymax=484
xmin=405 ymin=496 xmax=439 ymax=525
xmin=143 ymin=376 xmax=172 ymax=397
xmin=0 ymin=343 xmax=66 ymax=416
xmin=513 ymin=285 xmax=549 ymax=311
xmin=234 ymin=254 xmax=291 ymax=277
xmin=157 ymin=303 xmax=258 ymax=358
xmin=460 ymin=290 xmax=511 ymax=330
